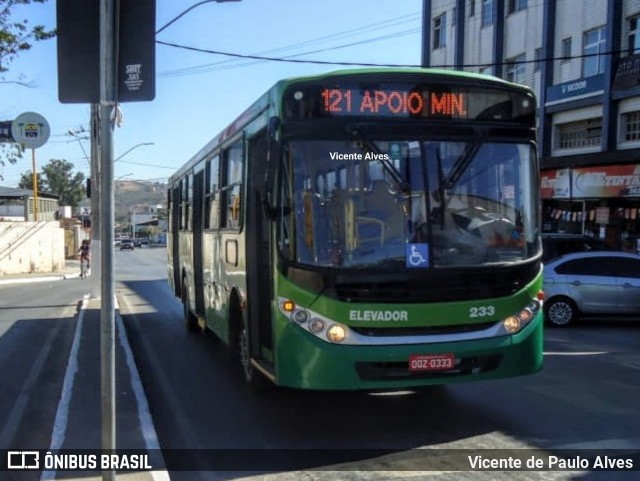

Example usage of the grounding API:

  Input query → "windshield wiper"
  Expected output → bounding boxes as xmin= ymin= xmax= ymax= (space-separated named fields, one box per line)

xmin=443 ymin=133 xmax=485 ymax=190
xmin=349 ymin=127 xmax=410 ymax=194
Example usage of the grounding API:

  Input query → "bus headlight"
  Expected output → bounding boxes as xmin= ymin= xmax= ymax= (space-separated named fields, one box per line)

xmin=308 ymin=318 xmax=326 ymax=333
xmin=327 ymin=324 xmax=347 ymax=343
xmin=502 ymin=315 xmax=521 ymax=333
xmin=293 ymin=309 xmax=310 ymax=324
xmin=278 ymin=298 xmax=351 ymax=343
xmin=500 ymin=296 xmax=542 ymax=335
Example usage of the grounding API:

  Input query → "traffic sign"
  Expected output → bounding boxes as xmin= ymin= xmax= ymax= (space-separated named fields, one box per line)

xmin=11 ymin=112 xmax=50 ymax=149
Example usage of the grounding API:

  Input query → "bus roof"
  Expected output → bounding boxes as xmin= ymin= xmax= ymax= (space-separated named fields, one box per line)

xmin=169 ymin=67 xmax=533 ymax=183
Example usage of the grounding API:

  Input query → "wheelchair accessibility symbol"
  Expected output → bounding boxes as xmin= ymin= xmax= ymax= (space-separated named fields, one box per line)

xmin=406 ymin=243 xmax=429 ymax=268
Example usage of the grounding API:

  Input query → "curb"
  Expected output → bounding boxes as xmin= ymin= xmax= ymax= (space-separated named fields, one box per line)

xmin=0 ymin=275 xmax=65 ymax=286
xmin=0 ymin=271 xmax=83 ymax=286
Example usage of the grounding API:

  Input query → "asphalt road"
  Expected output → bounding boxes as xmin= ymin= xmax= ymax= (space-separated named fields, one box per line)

xmin=1 ymin=248 xmax=639 ymax=481
xmin=116 ymin=249 xmax=640 ymax=481
xmin=0 ymin=274 xmax=88 ymax=452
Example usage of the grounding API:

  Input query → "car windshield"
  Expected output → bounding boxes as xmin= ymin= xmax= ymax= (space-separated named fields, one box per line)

xmin=278 ymin=139 xmax=539 ymax=269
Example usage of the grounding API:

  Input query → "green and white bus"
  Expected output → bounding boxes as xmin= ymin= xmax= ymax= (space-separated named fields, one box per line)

xmin=168 ymin=68 xmax=543 ymax=391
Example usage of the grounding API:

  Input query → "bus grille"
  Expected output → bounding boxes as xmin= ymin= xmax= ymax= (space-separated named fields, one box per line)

xmin=350 ymin=322 xmax=496 ymax=337
xmin=330 ymin=264 xmax=538 ymax=303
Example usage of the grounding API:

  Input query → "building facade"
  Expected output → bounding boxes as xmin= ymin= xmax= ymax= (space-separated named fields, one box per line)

xmin=423 ymin=0 xmax=640 ymax=252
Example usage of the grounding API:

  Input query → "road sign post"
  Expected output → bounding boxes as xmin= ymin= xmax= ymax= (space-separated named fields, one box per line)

xmin=10 ymin=112 xmax=50 ymax=221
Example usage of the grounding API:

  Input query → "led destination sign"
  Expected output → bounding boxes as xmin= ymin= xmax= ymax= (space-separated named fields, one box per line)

xmin=284 ymin=80 xmax=535 ymax=122
xmin=321 ymin=88 xmax=467 ymax=118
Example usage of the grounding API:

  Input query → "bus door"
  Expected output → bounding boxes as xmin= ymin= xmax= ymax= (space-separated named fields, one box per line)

xmin=193 ymin=169 xmax=205 ymax=316
xmin=245 ymin=131 xmax=273 ymax=359
xmin=171 ymin=185 xmax=181 ymax=295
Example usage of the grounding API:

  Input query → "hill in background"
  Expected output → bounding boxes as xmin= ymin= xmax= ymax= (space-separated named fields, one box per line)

xmin=115 ymin=180 xmax=167 ymax=225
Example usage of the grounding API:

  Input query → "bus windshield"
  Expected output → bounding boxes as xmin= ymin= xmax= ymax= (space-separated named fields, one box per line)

xmin=279 ymin=138 xmax=538 ymax=269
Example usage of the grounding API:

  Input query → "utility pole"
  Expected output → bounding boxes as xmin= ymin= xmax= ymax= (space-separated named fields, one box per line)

xmin=90 ymin=104 xmax=101 ymax=299
xmin=99 ymin=1 xmax=116 ymax=479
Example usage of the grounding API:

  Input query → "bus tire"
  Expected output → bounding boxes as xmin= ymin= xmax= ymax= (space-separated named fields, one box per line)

xmin=232 ymin=306 xmax=270 ymax=391
xmin=182 ymin=279 xmax=199 ymax=332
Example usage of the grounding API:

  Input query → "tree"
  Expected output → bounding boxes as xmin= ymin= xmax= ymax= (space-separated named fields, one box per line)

xmin=19 ymin=158 xmax=86 ymax=206
xmin=0 ymin=0 xmax=56 ymax=77
xmin=0 ymin=0 xmax=56 ymax=175
xmin=0 ymin=142 xmax=23 ymax=179
xmin=17 ymin=168 xmax=44 ymax=192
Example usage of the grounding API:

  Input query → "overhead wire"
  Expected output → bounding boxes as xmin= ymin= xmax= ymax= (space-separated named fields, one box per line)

xmin=157 ymin=39 xmax=625 ymax=71
xmin=158 ymin=12 xmax=421 ymax=77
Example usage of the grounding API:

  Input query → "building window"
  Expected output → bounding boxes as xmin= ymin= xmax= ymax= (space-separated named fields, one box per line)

xmin=629 ymin=16 xmax=640 ymax=55
xmin=433 ymin=13 xmax=446 ymax=49
xmin=534 ymin=47 xmax=543 ymax=72
xmin=505 ymin=54 xmax=526 ymax=84
xmin=481 ymin=0 xmax=494 ymax=27
xmin=561 ymin=37 xmax=572 ymax=59
xmin=469 ymin=0 xmax=475 ymax=17
xmin=622 ymin=111 xmax=640 ymax=142
xmin=557 ymin=118 xmax=602 ymax=149
xmin=583 ymin=27 xmax=606 ymax=77
xmin=480 ymin=65 xmax=493 ymax=76
xmin=508 ymin=0 xmax=527 ymax=14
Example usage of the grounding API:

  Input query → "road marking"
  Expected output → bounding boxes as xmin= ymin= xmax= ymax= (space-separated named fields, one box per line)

xmin=116 ymin=301 xmax=171 ymax=481
xmin=41 ymin=295 xmax=88 ymax=481
xmin=544 ymin=351 xmax=608 ymax=356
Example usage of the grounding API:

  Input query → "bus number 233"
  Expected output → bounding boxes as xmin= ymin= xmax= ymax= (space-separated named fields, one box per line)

xmin=469 ymin=306 xmax=495 ymax=318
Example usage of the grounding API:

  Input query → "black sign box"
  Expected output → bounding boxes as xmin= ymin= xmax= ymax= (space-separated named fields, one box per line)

xmin=57 ymin=0 xmax=155 ymax=103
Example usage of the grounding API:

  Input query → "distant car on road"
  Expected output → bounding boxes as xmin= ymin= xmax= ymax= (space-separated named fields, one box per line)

xmin=543 ymin=251 xmax=640 ymax=326
xmin=120 ymin=239 xmax=135 ymax=251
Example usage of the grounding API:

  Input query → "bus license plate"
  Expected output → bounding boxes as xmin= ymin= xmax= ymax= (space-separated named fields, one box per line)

xmin=408 ymin=353 xmax=455 ymax=372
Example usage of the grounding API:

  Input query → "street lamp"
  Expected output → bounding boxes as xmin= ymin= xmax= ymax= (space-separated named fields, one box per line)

xmin=156 ymin=0 xmax=241 ymax=34
xmin=114 ymin=142 xmax=154 ymax=163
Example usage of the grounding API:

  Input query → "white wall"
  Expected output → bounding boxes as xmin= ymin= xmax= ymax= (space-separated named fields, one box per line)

xmin=0 ymin=221 xmax=66 ymax=275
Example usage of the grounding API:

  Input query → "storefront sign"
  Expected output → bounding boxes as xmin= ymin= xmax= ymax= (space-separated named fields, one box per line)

xmin=543 ymin=165 xmax=640 ymax=199
xmin=546 ymin=74 xmax=605 ymax=103
xmin=573 ymin=164 xmax=640 ymax=198
xmin=541 ymin=168 xmax=571 ymax=199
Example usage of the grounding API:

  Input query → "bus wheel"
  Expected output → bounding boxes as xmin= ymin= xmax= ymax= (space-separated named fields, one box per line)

xmin=237 ymin=313 xmax=270 ymax=391
xmin=182 ymin=281 xmax=198 ymax=332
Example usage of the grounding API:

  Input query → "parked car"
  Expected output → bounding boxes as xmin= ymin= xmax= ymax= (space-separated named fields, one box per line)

xmin=541 ymin=233 xmax=609 ymax=262
xmin=120 ymin=239 xmax=135 ymax=251
xmin=543 ymin=251 xmax=640 ymax=326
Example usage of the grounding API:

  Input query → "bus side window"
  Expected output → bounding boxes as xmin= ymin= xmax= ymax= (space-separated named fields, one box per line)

xmin=205 ymin=155 xmax=220 ymax=229
xmin=221 ymin=141 xmax=243 ymax=229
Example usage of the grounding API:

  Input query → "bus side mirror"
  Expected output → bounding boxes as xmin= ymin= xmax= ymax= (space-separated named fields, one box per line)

xmin=268 ymin=116 xmax=280 ymax=140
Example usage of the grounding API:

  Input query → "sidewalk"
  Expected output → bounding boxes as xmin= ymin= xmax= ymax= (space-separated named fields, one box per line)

xmin=0 ymin=259 xmax=82 ymax=286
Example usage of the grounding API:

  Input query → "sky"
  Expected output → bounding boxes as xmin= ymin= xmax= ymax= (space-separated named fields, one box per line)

xmin=0 ymin=0 xmax=424 ymax=187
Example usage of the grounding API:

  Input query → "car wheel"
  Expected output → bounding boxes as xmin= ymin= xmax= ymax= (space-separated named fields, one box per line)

xmin=545 ymin=297 xmax=577 ymax=327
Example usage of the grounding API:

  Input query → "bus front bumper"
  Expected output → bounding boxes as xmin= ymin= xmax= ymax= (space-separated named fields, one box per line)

xmin=274 ymin=312 xmax=543 ymax=390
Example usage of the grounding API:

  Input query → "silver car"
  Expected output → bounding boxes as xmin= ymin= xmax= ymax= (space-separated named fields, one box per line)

xmin=543 ymin=251 xmax=640 ymax=327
